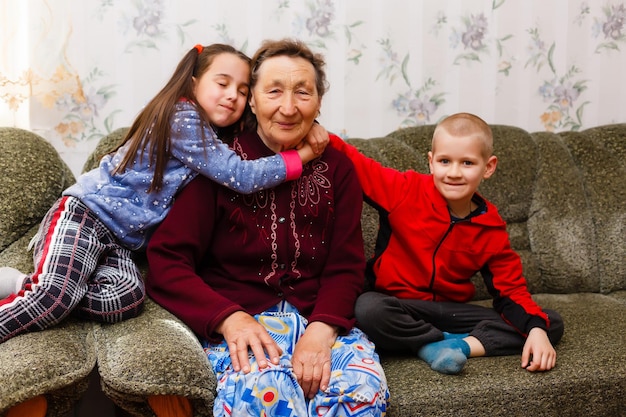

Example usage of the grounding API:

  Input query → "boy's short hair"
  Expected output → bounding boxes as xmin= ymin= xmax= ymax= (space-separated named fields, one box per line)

xmin=433 ymin=113 xmax=493 ymax=159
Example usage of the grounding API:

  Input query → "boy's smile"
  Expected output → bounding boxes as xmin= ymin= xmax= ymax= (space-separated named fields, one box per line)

xmin=428 ymin=132 xmax=497 ymax=217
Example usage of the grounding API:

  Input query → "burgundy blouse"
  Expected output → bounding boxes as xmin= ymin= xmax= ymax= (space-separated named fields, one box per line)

xmin=146 ymin=130 xmax=365 ymax=340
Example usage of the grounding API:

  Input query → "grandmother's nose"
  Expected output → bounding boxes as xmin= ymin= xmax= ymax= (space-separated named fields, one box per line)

xmin=279 ymin=93 xmax=297 ymax=115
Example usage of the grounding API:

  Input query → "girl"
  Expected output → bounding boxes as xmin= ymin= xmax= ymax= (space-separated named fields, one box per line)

xmin=0 ymin=43 xmax=327 ymax=344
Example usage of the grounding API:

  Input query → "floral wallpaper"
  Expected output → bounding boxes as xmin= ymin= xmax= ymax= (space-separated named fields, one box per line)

xmin=1 ymin=0 xmax=625 ymax=175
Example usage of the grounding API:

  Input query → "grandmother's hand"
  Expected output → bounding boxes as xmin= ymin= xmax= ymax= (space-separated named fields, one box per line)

xmin=292 ymin=321 xmax=338 ymax=398
xmin=217 ymin=311 xmax=282 ymax=373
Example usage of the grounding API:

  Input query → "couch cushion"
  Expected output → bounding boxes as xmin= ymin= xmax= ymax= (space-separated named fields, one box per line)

xmin=81 ymin=127 xmax=129 ymax=173
xmin=560 ymin=126 xmax=625 ymax=293
xmin=380 ymin=293 xmax=626 ymax=417
xmin=94 ymin=298 xmax=216 ymax=416
xmin=0 ymin=318 xmax=96 ymax=415
xmin=529 ymin=125 xmax=626 ymax=294
xmin=528 ymin=131 xmax=600 ymax=293
xmin=0 ymin=127 xmax=75 ymax=252
xmin=0 ymin=225 xmax=38 ymax=274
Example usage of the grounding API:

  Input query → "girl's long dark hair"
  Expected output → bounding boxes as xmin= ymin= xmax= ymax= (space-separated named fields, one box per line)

xmin=112 ymin=44 xmax=251 ymax=192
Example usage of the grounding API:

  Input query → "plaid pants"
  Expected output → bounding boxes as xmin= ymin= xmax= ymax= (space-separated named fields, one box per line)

xmin=0 ymin=196 xmax=145 ymax=342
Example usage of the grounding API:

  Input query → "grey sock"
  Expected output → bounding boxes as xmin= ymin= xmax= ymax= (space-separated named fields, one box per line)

xmin=0 ymin=266 xmax=27 ymax=298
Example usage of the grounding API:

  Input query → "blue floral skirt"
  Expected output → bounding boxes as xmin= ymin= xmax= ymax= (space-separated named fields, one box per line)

xmin=202 ymin=301 xmax=389 ymax=417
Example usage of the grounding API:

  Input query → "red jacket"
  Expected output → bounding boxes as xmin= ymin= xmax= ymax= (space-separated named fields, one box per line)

xmin=331 ymin=136 xmax=549 ymax=334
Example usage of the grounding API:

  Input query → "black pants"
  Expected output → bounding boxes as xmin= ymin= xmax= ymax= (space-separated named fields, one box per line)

xmin=355 ymin=291 xmax=564 ymax=356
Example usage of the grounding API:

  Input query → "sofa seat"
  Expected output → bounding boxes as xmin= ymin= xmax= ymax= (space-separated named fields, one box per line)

xmin=381 ymin=293 xmax=626 ymax=416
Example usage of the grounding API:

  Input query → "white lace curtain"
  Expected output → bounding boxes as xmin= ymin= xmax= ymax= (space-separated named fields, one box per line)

xmin=1 ymin=0 xmax=625 ymax=175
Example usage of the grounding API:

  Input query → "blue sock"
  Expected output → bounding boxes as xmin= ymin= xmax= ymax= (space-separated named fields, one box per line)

xmin=418 ymin=339 xmax=471 ymax=375
xmin=443 ymin=332 xmax=470 ymax=340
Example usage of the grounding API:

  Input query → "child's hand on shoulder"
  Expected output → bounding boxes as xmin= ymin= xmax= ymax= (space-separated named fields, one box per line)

xmin=296 ymin=123 xmax=330 ymax=164
xmin=521 ymin=327 xmax=557 ymax=372
xmin=305 ymin=122 xmax=329 ymax=155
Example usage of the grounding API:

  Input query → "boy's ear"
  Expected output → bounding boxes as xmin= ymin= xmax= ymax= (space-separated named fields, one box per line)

xmin=427 ymin=151 xmax=434 ymax=174
xmin=483 ymin=155 xmax=498 ymax=179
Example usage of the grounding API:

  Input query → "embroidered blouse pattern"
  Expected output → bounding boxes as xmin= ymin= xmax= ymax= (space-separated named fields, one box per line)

xmin=231 ymin=142 xmax=332 ymax=286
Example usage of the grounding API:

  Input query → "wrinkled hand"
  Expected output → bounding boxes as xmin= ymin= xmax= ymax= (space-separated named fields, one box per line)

xmin=292 ymin=321 xmax=337 ymax=398
xmin=217 ymin=311 xmax=282 ymax=373
xmin=521 ymin=327 xmax=557 ymax=372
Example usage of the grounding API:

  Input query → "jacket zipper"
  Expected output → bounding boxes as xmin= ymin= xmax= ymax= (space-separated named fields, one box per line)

xmin=428 ymin=218 xmax=468 ymax=300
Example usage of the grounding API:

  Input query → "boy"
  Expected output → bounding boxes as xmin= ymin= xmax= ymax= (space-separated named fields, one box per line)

xmin=330 ymin=113 xmax=563 ymax=375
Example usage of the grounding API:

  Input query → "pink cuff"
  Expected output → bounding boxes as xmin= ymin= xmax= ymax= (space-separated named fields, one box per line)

xmin=280 ymin=150 xmax=303 ymax=181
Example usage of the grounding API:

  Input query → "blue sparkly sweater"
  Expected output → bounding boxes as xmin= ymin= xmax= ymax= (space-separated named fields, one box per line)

xmin=64 ymin=100 xmax=301 ymax=250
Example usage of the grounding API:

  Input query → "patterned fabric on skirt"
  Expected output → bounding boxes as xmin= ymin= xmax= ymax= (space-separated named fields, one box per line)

xmin=202 ymin=301 xmax=389 ymax=417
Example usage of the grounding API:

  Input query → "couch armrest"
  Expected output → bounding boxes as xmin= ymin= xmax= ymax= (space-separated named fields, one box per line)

xmin=0 ymin=225 xmax=97 ymax=416
xmin=0 ymin=319 xmax=96 ymax=415
xmin=94 ymin=298 xmax=216 ymax=416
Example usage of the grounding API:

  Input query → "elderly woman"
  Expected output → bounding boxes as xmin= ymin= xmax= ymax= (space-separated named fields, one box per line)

xmin=146 ymin=39 xmax=388 ymax=416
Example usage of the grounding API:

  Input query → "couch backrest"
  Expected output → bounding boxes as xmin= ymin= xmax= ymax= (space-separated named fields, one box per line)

xmin=0 ymin=127 xmax=75 ymax=253
xmin=82 ymin=125 xmax=625 ymax=298
xmin=347 ymin=124 xmax=625 ymax=298
xmin=81 ymin=127 xmax=129 ymax=173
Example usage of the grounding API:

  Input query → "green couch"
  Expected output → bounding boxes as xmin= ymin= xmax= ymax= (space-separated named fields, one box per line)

xmin=0 ymin=123 xmax=624 ymax=416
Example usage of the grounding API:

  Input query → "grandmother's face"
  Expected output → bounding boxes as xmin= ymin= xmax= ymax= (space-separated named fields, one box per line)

xmin=249 ymin=55 xmax=322 ymax=152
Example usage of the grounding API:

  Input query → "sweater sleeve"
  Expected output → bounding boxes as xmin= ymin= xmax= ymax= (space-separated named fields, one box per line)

xmin=482 ymin=234 xmax=550 ymax=335
xmin=329 ymin=135 xmax=411 ymax=212
xmin=170 ymin=104 xmax=301 ymax=194
xmin=280 ymin=149 xmax=304 ymax=181
xmin=145 ymin=176 xmax=243 ymax=339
